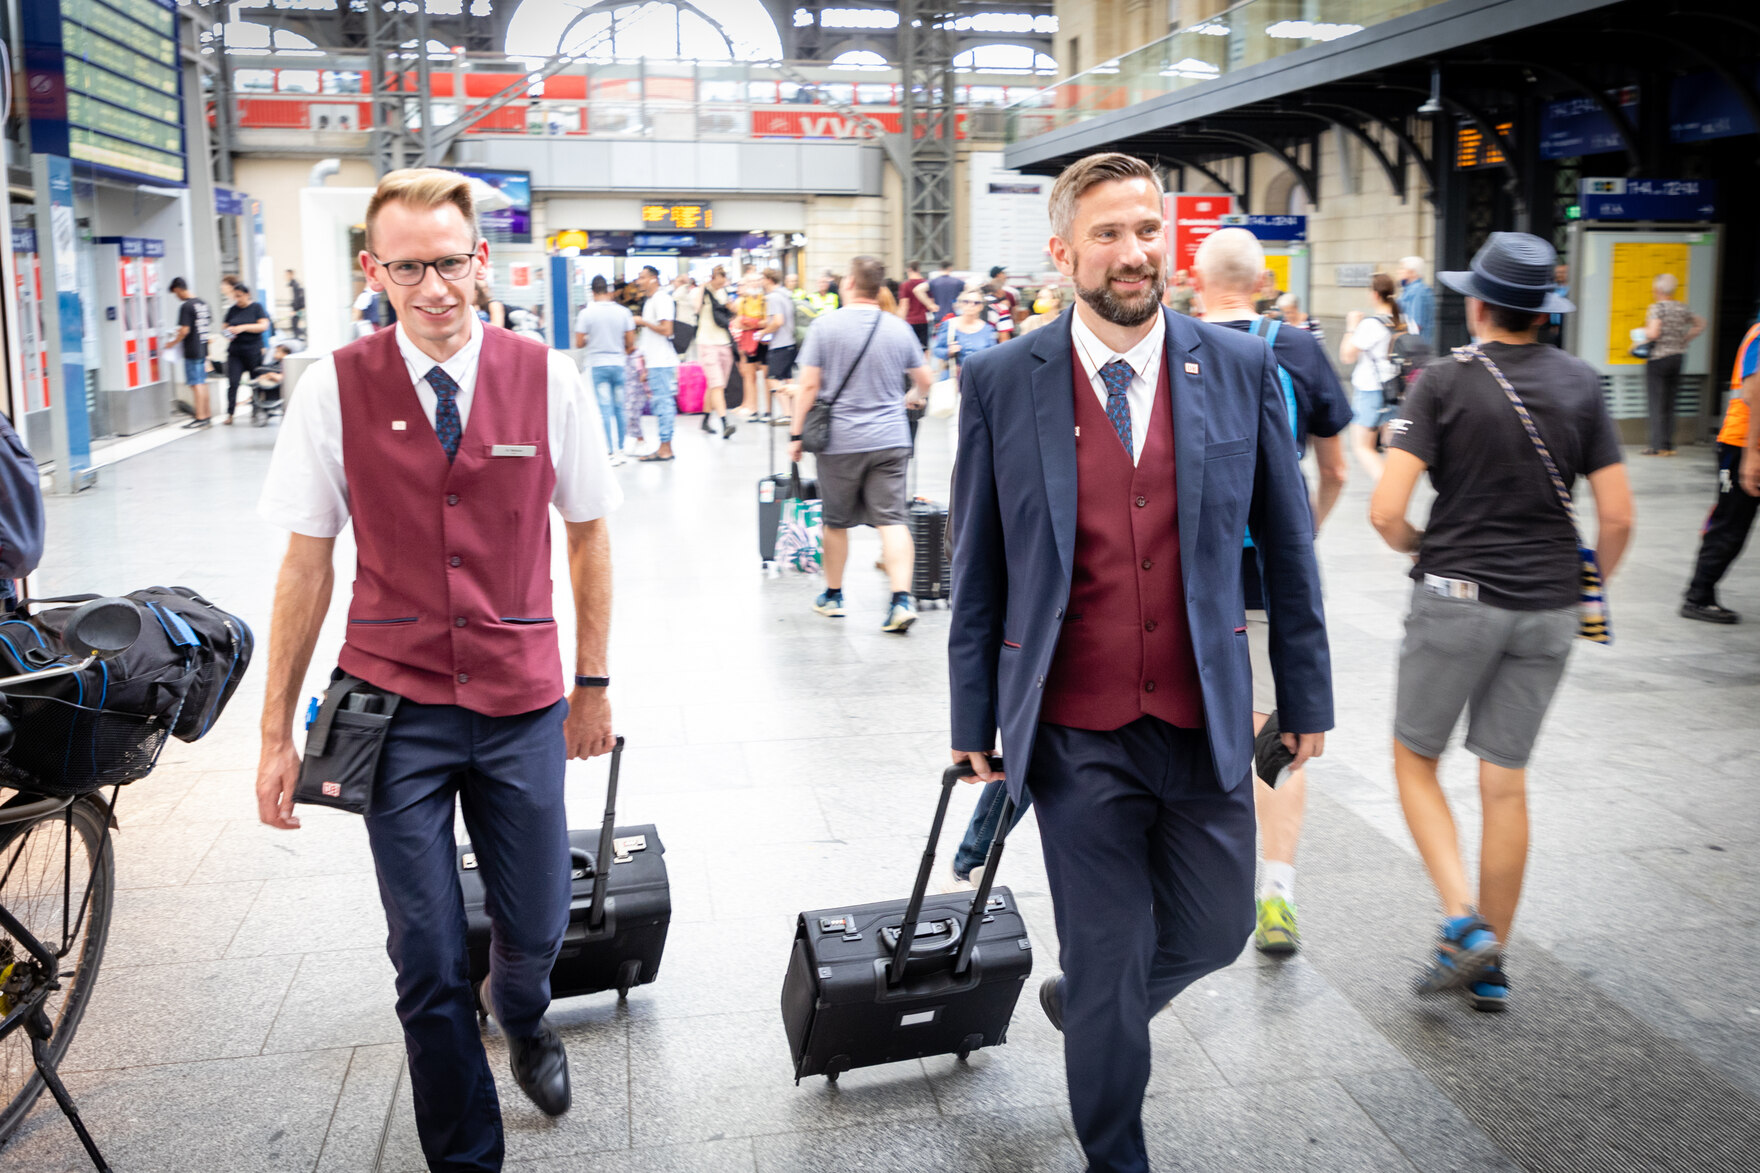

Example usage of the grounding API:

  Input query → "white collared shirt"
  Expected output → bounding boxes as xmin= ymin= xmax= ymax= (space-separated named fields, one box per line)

xmin=258 ymin=317 xmax=622 ymax=538
xmin=1069 ymin=307 xmax=1166 ymax=465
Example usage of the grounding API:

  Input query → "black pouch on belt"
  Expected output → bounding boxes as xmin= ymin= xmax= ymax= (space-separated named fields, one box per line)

xmin=293 ymin=670 xmax=402 ymax=814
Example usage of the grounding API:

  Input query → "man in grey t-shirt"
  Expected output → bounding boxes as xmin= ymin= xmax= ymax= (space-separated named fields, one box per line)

xmin=788 ymin=256 xmax=930 ymax=633
xmin=572 ymin=275 xmax=636 ymax=461
xmin=760 ymin=268 xmax=797 ymax=421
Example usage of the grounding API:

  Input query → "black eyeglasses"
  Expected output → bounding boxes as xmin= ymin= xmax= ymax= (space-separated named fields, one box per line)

xmin=372 ymin=253 xmax=476 ymax=286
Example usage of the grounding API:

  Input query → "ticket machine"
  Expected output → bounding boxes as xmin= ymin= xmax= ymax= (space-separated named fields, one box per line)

xmin=10 ymin=227 xmax=53 ymax=452
xmin=93 ymin=236 xmax=171 ymax=435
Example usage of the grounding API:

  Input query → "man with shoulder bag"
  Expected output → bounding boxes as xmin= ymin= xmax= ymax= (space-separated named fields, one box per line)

xmin=255 ymin=169 xmax=622 ymax=1172
xmin=1370 ymin=233 xmax=1633 ymax=1013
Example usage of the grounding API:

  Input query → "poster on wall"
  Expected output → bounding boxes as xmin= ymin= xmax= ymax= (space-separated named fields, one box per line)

xmin=966 ymin=152 xmax=1052 ymax=276
xmin=1606 ymin=240 xmax=1689 ymax=366
xmin=1167 ymin=193 xmax=1237 ymax=273
xmin=452 ymin=168 xmax=533 ymax=243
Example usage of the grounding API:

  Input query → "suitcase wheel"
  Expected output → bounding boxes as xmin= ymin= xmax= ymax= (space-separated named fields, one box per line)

xmin=616 ymin=958 xmax=642 ymax=1000
xmin=957 ymin=1032 xmax=984 ymax=1063
xmin=824 ymin=1055 xmax=851 ymax=1085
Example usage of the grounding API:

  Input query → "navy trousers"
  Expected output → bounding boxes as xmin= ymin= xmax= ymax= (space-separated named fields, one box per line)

xmin=364 ymin=698 xmax=571 ymax=1173
xmin=1032 ymin=716 xmax=1256 ymax=1173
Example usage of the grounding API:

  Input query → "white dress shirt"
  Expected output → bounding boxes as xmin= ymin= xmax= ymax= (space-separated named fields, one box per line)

xmin=1070 ymin=308 xmax=1166 ymax=466
xmin=258 ymin=317 xmax=623 ymax=538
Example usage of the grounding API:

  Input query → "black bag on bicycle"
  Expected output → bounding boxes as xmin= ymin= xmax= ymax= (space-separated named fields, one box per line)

xmin=26 ymin=586 xmax=253 ymax=742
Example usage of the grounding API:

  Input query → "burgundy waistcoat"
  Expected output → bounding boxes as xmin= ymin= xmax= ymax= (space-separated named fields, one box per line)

xmin=1040 ymin=348 xmax=1203 ymax=730
xmin=335 ymin=325 xmax=562 ymax=717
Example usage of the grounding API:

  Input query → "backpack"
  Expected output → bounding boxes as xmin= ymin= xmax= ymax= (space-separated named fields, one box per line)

xmin=0 ymin=414 xmax=44 ymax=583
xmin=793 ymin=298 xmax=820 ymax=346
xmin=1388 ymin=330 xmax=1436 ymax=399
xmin=1244 ymin=317 xmax=1300 ymax=551
xmin=25 ymin=586 xmax=254 ymax=743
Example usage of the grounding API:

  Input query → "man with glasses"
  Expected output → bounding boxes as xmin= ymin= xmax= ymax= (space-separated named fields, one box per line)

xmin=256 ymin=169 xmax=621 ymax=1172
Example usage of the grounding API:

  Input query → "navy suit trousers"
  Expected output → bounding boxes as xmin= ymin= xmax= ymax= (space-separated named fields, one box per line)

xmin=1032 ymin=716 xmax=1256 ymax=1173
xmin=364 ymin=698 xmax=571 ymax=1173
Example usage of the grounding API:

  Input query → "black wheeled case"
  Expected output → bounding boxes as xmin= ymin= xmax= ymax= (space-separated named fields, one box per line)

xmin=909 ymin=499 xmax=950 ymax=604
xmin=780 ymin=759 xmax=1031 ymax=1083
xmin=461 ymin=736 xmax=670 ymax=1003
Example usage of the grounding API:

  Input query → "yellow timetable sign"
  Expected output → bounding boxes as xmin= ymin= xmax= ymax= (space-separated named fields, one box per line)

xmin=1607 ymin=241 xmax=1689 ymax=366
xmin=641 ymin=203 xmax=713 ymax=230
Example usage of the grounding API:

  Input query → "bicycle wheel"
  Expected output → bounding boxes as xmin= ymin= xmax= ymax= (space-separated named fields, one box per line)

xmin=0 ymin=796 xmax=114 ymax=1144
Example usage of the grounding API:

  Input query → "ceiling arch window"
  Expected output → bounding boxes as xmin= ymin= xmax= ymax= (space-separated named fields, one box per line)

xmin=829 ymin=50 xmax=891 ymax=71
xmin=952 ymin=44 xmax=1057 ymax=75
xmin=505 ymin=0 xmax=783 ymax=61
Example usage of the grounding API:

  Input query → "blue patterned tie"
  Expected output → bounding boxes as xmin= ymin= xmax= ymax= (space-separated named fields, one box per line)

xmin=426 ymin=366 xmax=462 ymax=462
xmin=1098 ymin=359 xmax=1134 ymax=456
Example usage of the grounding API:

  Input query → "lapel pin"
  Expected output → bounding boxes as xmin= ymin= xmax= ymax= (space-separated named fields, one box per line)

xmin=392 ymin=420 xmax=407 ymax=431
xmin=1074 ymin=426 xmax=1081 ymax=437
xmin=1184 ymin=362 xmax=1200 ymax=375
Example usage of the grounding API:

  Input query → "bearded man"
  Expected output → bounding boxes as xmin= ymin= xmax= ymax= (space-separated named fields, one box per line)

xmin=946 ymin=152 xmax=1334 ymax=1173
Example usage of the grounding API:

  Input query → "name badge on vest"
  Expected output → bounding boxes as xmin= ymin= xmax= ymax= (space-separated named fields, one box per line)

xmin=490 ymin=444 xmax=538 ymax=457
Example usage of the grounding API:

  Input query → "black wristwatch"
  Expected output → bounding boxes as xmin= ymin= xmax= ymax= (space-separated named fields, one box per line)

xmin=574 ymin=675 xmax=610 ymax=688
xmin=789 ymin=433 xmax=802 ymax=442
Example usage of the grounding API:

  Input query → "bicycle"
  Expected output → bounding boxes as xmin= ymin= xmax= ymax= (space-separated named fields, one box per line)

xmin=0 ymin=597 xmax=153 ymax=1172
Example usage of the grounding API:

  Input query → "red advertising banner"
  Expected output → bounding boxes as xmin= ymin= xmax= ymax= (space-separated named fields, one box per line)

xmin=1167 ymin=193 xmax=1237 ymax=273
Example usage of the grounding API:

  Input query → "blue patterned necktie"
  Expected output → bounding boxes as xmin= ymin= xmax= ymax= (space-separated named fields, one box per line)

xmin=426 ymin=366 xmax=462 ymax=462
xmin=1098 ymin=359 xmax=1134 ymax=456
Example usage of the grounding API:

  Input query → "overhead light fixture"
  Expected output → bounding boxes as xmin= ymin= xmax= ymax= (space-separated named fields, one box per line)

xmin=1417 ymin=63 xmax=1444 ymax=117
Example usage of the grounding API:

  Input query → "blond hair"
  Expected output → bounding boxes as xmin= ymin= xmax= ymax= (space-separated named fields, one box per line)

xmin=1048 ymin=152 xmax=1164 ymax=241
xmin=365 ymin=168 xmax=478 ymax=252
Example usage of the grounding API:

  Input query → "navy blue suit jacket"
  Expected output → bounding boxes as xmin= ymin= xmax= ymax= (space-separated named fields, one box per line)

xmin=948 ymin=307 xmax=1333 ymax=803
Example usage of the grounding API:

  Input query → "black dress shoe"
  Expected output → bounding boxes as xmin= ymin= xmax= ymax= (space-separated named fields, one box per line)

xmin=508 ymin=1020 xmax=571 ymax=1116
xmin=1039 ymin=975 xmax=1064 ymax=1032
xmin=1681 ymin=601 xmax=1740 ymax=624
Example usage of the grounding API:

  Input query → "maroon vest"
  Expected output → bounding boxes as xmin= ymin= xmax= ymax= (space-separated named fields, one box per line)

xmin=1040 ymin=349 xmax=1203 ymax=730
xmin=335 ymin=325 xmax=562 ymax=717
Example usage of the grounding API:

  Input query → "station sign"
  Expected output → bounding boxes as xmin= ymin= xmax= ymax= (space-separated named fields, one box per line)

xmin=1579 ymin=178 xmax=1717 ymax=221
xmin=1217 ymin=214 xmax=1307 ymax=241
xmin=641 ymin=203 xmax=714 ymax=231
xmin=1166 ymin=193 xmax=1236 ymax=272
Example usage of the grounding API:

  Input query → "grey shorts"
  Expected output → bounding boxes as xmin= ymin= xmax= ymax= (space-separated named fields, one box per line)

xmin=816 ymin=447 xmax=912 ymax=529
xmin=1394 ymin=583 xmax=1577 ymax=769
xmin=1245 ymin=610 xmax=1275 ymax=715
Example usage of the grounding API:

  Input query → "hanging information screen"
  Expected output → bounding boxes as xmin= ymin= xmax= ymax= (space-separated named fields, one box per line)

xmin=59 ymin=0 xmax=185 ymax=184
xmin=1605 ymin=241 xmax=1689 ymax=366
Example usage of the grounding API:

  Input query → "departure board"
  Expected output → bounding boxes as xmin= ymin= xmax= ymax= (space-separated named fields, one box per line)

xmin=641 ymin=203 xmax=715 ymax=230
xmin=1454 ymin=121 xmax=1512 ymax=171
xmin=60 ymin=0 xmax=185 ymax=184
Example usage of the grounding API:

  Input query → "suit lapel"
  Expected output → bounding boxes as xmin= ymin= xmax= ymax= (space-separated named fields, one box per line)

xmin=1030 ymin=314 xmax=1078 ymax=582
xmin=1164 ymin=308 xmax=1206 ymax=590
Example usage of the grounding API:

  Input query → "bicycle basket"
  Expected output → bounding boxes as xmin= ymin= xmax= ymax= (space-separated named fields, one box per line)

xmin=0 ymin=694 xmax=169 ymax=797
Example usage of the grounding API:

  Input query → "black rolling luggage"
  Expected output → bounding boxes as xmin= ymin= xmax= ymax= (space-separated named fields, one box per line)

xmin=781 ymin=758 xmax=1031 ymax=1084
xmin=461 ymin=736 xmax=670 ymax=1005
xmin=909 ymin=499 xmax=950 ymax=604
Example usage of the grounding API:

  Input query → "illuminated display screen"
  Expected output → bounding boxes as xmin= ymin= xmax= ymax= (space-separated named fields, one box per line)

xmin=1455 ymin=121 xmax=1513 ymax=171
xmin=60 ymin=0 xmax=185 ymax=184
xmin=641 ymin=203 xmax=715 ymax=230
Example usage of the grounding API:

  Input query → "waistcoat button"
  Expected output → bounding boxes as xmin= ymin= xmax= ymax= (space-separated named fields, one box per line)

xmin=455 ymin=617 xmax=467 ymax=628
xmin=449 ymin=555 xmax=462 ymax=567
xmin=1144 ymin=680 xmax=1156 ymax=693
xmin=457 ymin=672 xmax=470 ymax=684
xmin=1144 ymin=620 xmax=1157 ymax=632
xmin=1141 ymin=558 xmax=1152 ymax=570
xmin=1135 ymin=495 xmax=1147 ymax=507
xmin=447 ymin=494 xmax=459 ymax=506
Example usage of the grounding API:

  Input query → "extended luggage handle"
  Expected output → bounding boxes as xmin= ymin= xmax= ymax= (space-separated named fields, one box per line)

xmin=888 ymin=756 xmax=1011 ymax=987
xmin=586 ymin=734 xmax=626 ymax=931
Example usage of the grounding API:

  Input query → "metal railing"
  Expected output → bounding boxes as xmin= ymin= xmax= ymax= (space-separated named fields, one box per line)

xmin=1003 ymin=0 xmax=1446 ymax=143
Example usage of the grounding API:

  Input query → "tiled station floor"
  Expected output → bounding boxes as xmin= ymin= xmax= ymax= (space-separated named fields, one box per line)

xmin=2 ymin=397 xmax=1757 ymax=1172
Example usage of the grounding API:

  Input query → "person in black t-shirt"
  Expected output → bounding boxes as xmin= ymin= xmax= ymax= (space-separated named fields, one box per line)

xmin=170 ymin=277 xmax=213 ymax=428
xmin=1369 ymin=232 xmax=1634 ymax=1012
xmin=221 ymin=282 xmax=271 ymax=425
xmin=1192 ymin=227 xmax=1354 ymax=957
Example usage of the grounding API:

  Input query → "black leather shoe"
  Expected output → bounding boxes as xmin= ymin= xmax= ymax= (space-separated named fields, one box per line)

xmin=508 ymin=1020 xmax=571 ymax=1116
xmin=1039 ymin=975 xmax=1064 ymax=1032
xmin=1681 ymin=601 xmax=1740 ymax=624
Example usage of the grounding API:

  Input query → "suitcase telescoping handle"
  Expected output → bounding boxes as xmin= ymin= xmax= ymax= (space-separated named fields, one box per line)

xmin=888 ymin=756 xmax=1011 ymax=987
xmin=586 ymin=734 xmax=626 ymax=932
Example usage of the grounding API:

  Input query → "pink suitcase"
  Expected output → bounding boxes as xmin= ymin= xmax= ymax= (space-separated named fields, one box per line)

xmin=676 ymin=362 xmax=707 ymax=415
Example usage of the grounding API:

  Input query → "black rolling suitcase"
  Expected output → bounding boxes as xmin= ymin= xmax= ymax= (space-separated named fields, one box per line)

xmin=909 ymin=499 xmax=950 ymax=604
xmin=460 ymin=736 xmax=670 ymax=1005
xmin=781 ymin=758 xmax=1031 ymax=1084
